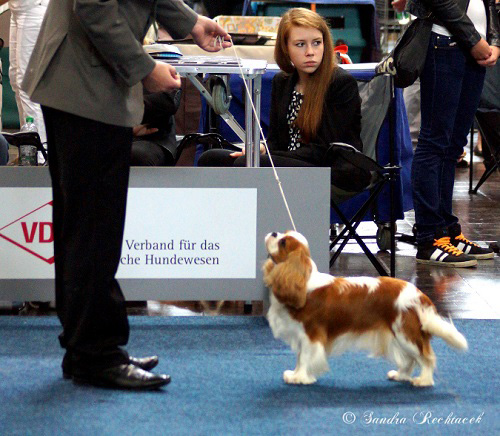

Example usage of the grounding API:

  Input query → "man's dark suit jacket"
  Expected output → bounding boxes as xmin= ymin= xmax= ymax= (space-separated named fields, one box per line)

xmin=267 ymin=67 xmax=368 ymax=191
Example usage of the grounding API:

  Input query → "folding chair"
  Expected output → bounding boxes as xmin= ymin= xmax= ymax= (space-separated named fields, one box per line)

xmin=328 ymin=73 xmax=400 ymax=277
xmin=468 ymin=111 xmax=500 ymax=194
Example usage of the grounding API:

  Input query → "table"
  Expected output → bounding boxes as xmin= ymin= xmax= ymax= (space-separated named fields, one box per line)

xmin=163 ymin=56 xmax=267 ymax=167
xmin=177 ymin=44 xmax=276 ymax=63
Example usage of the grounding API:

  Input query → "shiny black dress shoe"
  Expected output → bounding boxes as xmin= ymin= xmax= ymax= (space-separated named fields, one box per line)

xmin=63 ymin=355 xmax=159 ymax=379
xmin=72 ymin=364 xmax=171 ymax=390
xmin=129 ymin=355 xmax=159 ymax=372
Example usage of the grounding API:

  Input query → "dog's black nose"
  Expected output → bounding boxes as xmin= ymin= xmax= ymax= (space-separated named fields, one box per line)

xmin=271 ymin=232 xmax=277 ymax=238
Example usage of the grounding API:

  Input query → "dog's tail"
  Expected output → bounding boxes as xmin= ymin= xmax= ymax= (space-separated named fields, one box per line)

xmin=418 ymin=305 xmax=468 ymax=351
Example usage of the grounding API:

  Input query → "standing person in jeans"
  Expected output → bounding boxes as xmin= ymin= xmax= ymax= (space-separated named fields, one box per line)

xmin=393 ymin=0 xmax=499 ymax=266
xmin=22 ymin=0 xmax=231 ymax=390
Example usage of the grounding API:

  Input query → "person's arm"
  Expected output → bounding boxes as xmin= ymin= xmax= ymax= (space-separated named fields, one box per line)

xmin=425 ymin=0 xmax=499 ymax=63
xmin=189 ymin=15 xmax=232 ymax=52
xmin=155 ymin=2 xmax=231 ymax=51
xmin=486 ymin=0 xmax=500 ymax=47
xmin=324 ymin=71 xmax=362 ymax=151
xmin=73 ymin=0 xmax=228 ymax=93
xmin=73 ymin=0 xmax=164 ymax=87
xmin=424 ymin=0 xmax=480 ymax=46
xmin=147 ymin=4 xmax=232 ymax=92
xmin=419 ymin=0 xmax=493 ymax=60
xmin=476 ymin=0 xmax=500 ymax=66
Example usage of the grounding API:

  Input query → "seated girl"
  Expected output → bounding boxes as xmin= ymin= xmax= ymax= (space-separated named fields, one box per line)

xmin=197 ymin=7 xmax=369 ymax=192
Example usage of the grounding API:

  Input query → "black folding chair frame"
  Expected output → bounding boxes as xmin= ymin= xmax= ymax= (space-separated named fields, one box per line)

xmin=469 ymin=114 xmax=500 ymax=194
xmin=329 ymin=74 xmax=399 ymax=277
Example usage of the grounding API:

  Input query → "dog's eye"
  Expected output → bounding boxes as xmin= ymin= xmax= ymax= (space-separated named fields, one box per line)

xmin=279 ymin=238 xmax=286 ymax=248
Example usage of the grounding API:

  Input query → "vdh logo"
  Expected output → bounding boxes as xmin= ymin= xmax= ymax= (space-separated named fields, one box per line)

xmin=0 ymin=201 xmax=55 ymax=264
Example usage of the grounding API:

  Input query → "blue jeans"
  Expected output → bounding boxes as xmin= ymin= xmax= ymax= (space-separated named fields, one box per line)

xmin=411 ymin=33 xmax=486 ymax=245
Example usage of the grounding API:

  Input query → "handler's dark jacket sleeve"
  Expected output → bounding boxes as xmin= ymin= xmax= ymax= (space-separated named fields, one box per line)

xmin=408 ymin=0 xmax=500 ymax=50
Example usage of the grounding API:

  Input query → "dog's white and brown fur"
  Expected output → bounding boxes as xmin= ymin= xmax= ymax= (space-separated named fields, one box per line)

xmin=263 ymin=231 xmax=468 ymax=387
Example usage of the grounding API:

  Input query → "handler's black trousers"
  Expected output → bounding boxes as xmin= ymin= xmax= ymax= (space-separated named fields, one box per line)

xmin=43 ymin=106 xmax=132 ymax=373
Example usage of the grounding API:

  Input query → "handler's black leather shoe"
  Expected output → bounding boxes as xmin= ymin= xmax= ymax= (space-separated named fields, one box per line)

xmin=72 ymin=364 xmax=171 ymax=390
xmin=129 ymin=355 xmax=159 ymax=372
xmin=63 ymin=355 xmax=159 ymax=379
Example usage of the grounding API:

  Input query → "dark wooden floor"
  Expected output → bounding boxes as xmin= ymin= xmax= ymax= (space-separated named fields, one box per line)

xmin=4 ymin=151 xmax=499 ymax=319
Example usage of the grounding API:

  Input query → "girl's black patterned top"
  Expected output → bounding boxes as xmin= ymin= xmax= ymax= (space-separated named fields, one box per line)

xmin=286 ymin=89 xmax=303 ymax=151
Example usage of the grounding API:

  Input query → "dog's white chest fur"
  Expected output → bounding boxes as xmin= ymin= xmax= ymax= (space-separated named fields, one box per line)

xmin=266 ymin=294 xmax=330 ymax=383
xmin=267 ymin=294 xmax=306 ymax=352
xmin=266 ymin=260 xmax=333 ymax=353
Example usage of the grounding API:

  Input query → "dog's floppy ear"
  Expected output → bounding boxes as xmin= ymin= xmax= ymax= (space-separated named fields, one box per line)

xmin=262 ymin=258 xmax=276 ymax=286
xmin=267 ymin=249 xmax=311 ymax=309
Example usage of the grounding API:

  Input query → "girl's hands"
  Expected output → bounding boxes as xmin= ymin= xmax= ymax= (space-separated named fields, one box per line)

xmin=229 ymin=142 xmax=266 ymax=158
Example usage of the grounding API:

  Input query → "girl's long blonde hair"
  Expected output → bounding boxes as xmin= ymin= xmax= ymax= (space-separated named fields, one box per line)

xmin=274 ymin=8 xmax=337 ymax=142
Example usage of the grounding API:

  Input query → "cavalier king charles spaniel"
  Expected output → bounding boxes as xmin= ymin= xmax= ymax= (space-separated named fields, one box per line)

xmin=263 ymin=231 xmax=468 ymax=387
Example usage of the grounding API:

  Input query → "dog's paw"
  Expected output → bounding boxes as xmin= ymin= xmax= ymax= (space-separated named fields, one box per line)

xmin=387 ymin=370 xmax=412 ymax=382
xmin=387 ymin=370 xmax=399 ymax=381
xmin=283 ymin=370 xmax=317 ymax=385
xmin=411 ymin=376 xmax=434 ymax=387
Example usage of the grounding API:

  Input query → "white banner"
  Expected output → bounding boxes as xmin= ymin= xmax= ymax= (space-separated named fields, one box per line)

xmin=0 ymin=188 xmax=257 ymax=279
xmin=118 ymin=188 xmax=257 ymax=278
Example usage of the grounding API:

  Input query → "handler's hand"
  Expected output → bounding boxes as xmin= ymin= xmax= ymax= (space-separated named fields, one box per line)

xmin=133 ymin=124 xmax=158 ymax=137
xmin=142 ymin=62 xmax=181 ymax=93
xmin=476 ymin=45 xmax=500 ymax=67
xmin=191 ymin=15 xmax=232 ymax=52
xmin=470 ymin=38 xmax=492 ymax=62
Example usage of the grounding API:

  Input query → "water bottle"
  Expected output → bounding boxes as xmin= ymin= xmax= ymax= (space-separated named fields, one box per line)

xmin=19 ymin=116 xmax=38 ymax=166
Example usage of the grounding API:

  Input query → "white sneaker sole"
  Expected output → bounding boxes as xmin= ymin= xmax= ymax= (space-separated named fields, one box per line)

xmin=416 ymin=258 xmax=478 ymax=267
xmin=470 ymin=252 xmax=495 ymax=260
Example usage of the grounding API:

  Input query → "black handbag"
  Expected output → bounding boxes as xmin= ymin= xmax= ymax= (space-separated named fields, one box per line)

xmin=376 ymin=17 xmax=433 ymax=88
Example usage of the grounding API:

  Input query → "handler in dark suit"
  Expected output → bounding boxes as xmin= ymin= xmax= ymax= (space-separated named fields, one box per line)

xmin=22 ymin=0 xmax=230 ymax=390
